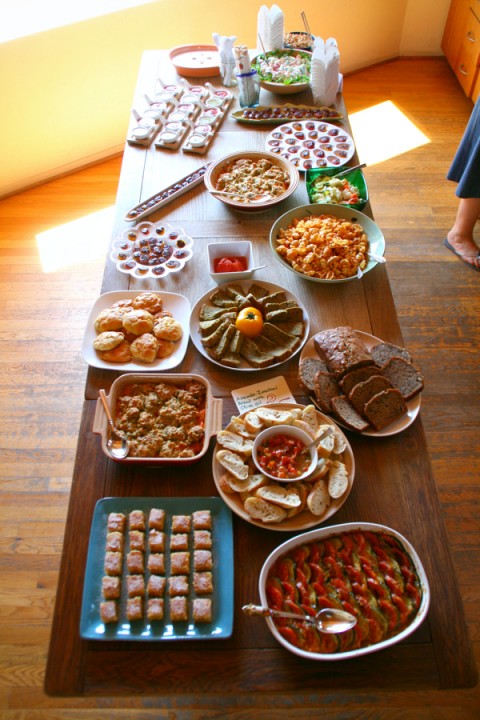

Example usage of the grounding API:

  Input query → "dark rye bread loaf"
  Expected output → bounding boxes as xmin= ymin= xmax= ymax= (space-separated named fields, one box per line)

xmin=380 ymin=356 xmax=424 ymax=400
xmin=298 ymin=356 xmax=329 ymax=393
xmin=331 ymin=395 xmax=370 ymax=432
xmin=314 ymin=326 xmax=373 ymax=378
xmin=348 ymin=374 xmax=392 ymax=415
xmin=363 ymin=388 xmax=407 ymax=430
xmin=313 ymin=371 xmax=341 ymax=413
xmin=371 ymin=341 xmax=412 ymax=366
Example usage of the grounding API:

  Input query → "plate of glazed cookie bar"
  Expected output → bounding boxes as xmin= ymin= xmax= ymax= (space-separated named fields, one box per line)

xmin=80 ymin=497 xmax=233 ymax=640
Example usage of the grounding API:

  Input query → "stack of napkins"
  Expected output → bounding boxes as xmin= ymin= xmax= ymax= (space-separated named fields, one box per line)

xmin=310 ymin=37 xmax=342 ymax=106
xmin=257 ymin=4 xmax=284 ymax=52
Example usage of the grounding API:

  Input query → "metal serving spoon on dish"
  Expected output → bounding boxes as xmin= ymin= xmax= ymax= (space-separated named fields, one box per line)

xmin=243 ymin=604 xmax=357 ymax=634
xmin=299 ymin=425 xmax=334 ymax=455
xmin=99 ymin=389 xmax=129 ymax=459
xmin=212 ymin=190 xmax=273 ymax=203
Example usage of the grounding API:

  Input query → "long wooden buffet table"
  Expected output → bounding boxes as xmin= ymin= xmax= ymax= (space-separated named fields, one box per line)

xmin=45 ymin=50 xmax=477 ymax=700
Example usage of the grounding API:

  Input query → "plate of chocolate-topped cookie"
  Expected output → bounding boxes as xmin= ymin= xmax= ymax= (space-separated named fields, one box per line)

xmin=298 ymin=326 xmax=423 ymax=437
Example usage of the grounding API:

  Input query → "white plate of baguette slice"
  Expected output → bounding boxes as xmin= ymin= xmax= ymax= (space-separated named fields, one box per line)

xmin=298 ymin=328 xmax=422 ymax=437
xmin=212 ymin=403 xmax=355 ymax=531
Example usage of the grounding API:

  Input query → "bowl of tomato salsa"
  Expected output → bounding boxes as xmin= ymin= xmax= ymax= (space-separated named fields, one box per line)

xmin=207 ymin=240 xmax=256 ymax=284
xmin=253 ymin=425 xmax=317 ymax=482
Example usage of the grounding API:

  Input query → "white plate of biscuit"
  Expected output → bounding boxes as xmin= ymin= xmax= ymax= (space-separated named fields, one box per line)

xmin=82 ymin=290 xmax=190 ymax=371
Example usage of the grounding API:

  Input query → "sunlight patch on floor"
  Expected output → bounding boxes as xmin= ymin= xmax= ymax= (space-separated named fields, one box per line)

xmin=36 ymin=206 xmax=114 ymax=273
xmin=349 ymin=101 xmax=430 ymax=165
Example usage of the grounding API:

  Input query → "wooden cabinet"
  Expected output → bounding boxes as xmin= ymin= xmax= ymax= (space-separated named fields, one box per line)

xmin=442 ymin=0 xmax=480 ymax=98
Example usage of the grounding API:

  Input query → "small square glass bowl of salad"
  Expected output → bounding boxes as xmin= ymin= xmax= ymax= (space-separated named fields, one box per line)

xmin=306 ymin=166 xmax=368 ymax=211
xmin=251 ymin=49 xmax=312 ymax=94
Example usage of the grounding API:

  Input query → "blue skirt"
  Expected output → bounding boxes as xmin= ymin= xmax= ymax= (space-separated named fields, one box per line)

xmin=447 ymin=97 xmax=480 ymax=198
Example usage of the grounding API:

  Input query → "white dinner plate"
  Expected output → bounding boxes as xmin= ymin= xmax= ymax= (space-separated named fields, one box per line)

xmin=265 ymin=120 xmax=354 ymax=172
xmin=300 ymin=330 xmax=421 ymax=437
xmin=212 ymin=402 xmax=355 ymax=531
xmin=82 ymin=290 xmax=190 ymax=371
xmin=190 ymin=280 xmax=310 ymax=371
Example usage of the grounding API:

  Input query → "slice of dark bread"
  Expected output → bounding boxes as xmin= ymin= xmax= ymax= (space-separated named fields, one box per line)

xmin=247 ymin=283 xmax=270 ymax=300
xmin=254 ymin=333 xmax=292 ymax=361
xmin=239 ymin=337 xmax=275 ymax=368
xmin=371 ymin=341 xmax=412 ymax=366
xmin=331 ymin=395 xmax=370 ymax=432
xmin=222 ymin=329 xmax=244 ymax=368
xmin=206 ymin=324 xmax=237 ymax=360
xmin=339 ymin=365 xmax=380 ymax=395
xmin=363 ymin=388 xmax=407 ymax=430
xmin=265 ymin=306 xmax=304 ymax=323
xmin=298 ymin=356 xmax=329 ymax=393
xmin=348 ymin=374 xmax=392 ymax=415
xmin=313 ymin=371 xmax=341 ymax=413
xmin=271 ymin=320 xmax=305 ymax=337
xmin=209 ymin=288 xmax=239 ymax=308
xmin=380 ymin=357 xmax=424 ymax=400
xmin=261 ymin=322 xmax=301 ymax=352
xmin=199 ymin=304 xmax=234 ymax=322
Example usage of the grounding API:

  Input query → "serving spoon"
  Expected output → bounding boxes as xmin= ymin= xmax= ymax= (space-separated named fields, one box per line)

xmin=99 ymin=389 xmax=129 ymax=459
xmin=299 ymin=425 xmax=334 ymax=455
xmin=243 ymin=604 xmax=357 ymax=634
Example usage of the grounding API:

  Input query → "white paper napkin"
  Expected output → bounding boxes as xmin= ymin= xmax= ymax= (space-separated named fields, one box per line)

xmin=311 ymin=36 xmax=341 ymax=106
xmin=257 ymin=4 xmax=284 ymax=52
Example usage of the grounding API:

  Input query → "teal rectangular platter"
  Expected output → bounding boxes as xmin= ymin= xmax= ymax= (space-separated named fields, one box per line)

xmin=80 ymin=496 xmax=234 ymax=641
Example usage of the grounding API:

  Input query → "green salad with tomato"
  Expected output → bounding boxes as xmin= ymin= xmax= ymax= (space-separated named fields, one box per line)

xmin=253 ymin=50 xmax=311 ymax=85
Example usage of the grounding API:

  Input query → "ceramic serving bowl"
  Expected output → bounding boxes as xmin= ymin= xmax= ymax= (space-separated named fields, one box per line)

xmin=251 ymin=49 xmax=312 ymax=95
xmin=92 ymin=373 xmax=222 ymax=465
xmin=252 ymin=424 xmax=318 ymax=483
xmin=204 ymin=151 xmax=299 ymax=212
xmin=269 ymin=203 xmax=385 ymax=284
xmin=258 ymin=522 xmax=430 ymax=661
xmin=306 ymin=167 xmax=368 ymax=211
xmin=207 ymin=240 xmax=255 ymax=283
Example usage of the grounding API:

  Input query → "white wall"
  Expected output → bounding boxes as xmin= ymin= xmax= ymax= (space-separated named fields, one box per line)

xmin=0 ymin=0 xmax=451 ymax=198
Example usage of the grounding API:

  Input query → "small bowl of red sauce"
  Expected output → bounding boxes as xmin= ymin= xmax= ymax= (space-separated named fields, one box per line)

xmin=253 ymin=425 xmax=317 ymax=483
xmin=208 ymin=240 xmax=255 ymax=284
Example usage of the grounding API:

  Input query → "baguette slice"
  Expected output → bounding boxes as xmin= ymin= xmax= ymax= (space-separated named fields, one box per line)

xmin=286 ymin=481 xmax=309 ymax=518
xmin=244 ymin=411 xmax=264 ymax=434
xmin=244 ymin=496 xmax=287 ymax=523
xmin=216 ymin=430 xmax=254 ymax=456
xmin=256 ymin=484 xmax=302 ymax=509
xmin=226 ymin=471 xmax=267 ymax=494
xmin=255 ymin=406 xmax=295 ymax=426
xmin=215 ymin=449 xmax=249 ymax=481
xmin=327 ymin=460 xmax=349 ymax=499
xmin=226 ymin=416 xmax=257 ymax=439
xmin=306 ymin=478 xmax=330 ymax=516
xmin=300 ymin=404 xmax=319 ymax=437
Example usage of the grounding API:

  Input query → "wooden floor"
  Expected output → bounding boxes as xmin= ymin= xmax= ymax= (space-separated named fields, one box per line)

xmin=0 ymin=58 xmax=478 ymax=717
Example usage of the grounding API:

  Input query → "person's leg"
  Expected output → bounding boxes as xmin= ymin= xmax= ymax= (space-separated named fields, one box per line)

xmin=445 ymin=197 xmax=480 ymax=270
